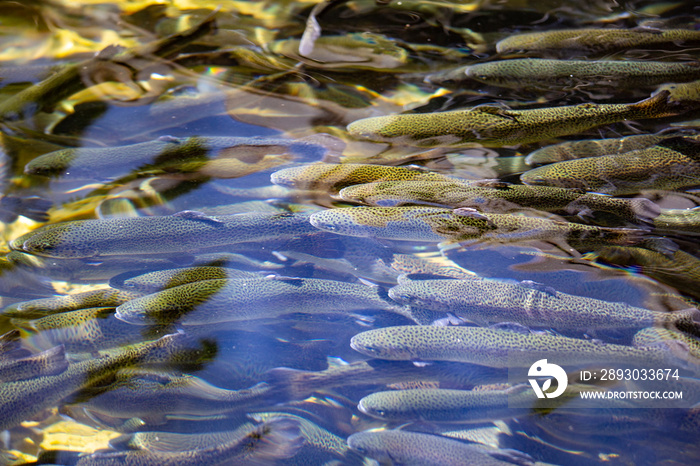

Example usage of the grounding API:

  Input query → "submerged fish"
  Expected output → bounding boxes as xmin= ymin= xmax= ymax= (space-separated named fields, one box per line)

xmin=114 ymin=277 xmax=403 ymax=325
xmin=266 ymin=360 xmax=505 ymax=400
xmin=20 ymin=307 xmax=152 ymax=352
xmin=271 ymin=163 xmax=461 ymax=193
xmin=74 ymin=419 xmax=302 ymax=466
xmin=346 ymin=91 xmax=677 ymax=148
xmin=595 ymin=245 xmax=700 ymax=301
xmin=0 ymin=332 xmax=201 ymax=432
xmin=338 ymin=180 xmax=661 ymax=222
xmin=0 ymin=344 xmax=67 ymax=383
xmin=525 ymin=132 xmax=679 ymax=165
xmin=496 ymin=28 xmax=700 ymax=55
xmin=348 ymin=430 xmax=533 ymax=466
xmin=388 ymin=278 xmax=698 ymax=331
xmin=309 ymin=206 xmax=647 ymax=247
xmin=465 ymin=59 xmax=700 ymax=90
xmin=521 ymin=136 xmax=700 ymax=195
xmin=109 ymin=266 xmax=263 ymax=294
xmin=350 ymin=325 xmax=690 ymax=369
xmin=10 ymin=211 xmax=317 ymax=259
xmin=653 ymin=206 xmax=700 ymax=235
xmin=25 ymin=135 xmax=332 ymax=179
xmin=358 ymin=386 xmax=537 ymax=423
xmin=1 ymin=288 xmax=142 ymax=320
xmin=73 ymin=369 xmax=271 ymax=420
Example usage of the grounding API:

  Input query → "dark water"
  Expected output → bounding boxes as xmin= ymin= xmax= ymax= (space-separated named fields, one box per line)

xmin=0 ymin=1 xmax=699 ymax=465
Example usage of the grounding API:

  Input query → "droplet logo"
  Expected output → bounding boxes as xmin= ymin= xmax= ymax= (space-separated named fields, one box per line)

xmin=528 ymin=359 xmax=567 ymax=399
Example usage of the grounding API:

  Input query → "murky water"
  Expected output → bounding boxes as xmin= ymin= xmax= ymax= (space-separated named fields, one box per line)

xmin=0 ymin=1 xmax=699 ymax=465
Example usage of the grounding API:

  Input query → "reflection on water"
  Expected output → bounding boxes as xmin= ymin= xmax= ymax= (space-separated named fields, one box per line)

xmin=0 ymin=0 xmax=699 ymax=464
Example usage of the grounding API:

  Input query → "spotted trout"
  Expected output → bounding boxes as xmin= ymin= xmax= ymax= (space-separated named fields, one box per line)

xmin=388 ymin=278 xmax=700 ymax=332
xmin=346 ymin=91 xmax=677 ymax=148
xmin=10 ymin=211 xmax=317 ymax=259
xmin=350 ymin=326 xmax=692 ymax=369
xmin=521 ymin=136 xmax=700 ymax=195
xmin=309 ymin=206 xmax=648 ymax=247
xmin=338 ymin=180 xmax=661 ymax=223
xmin=465 ymin=59 xmax=700 ymax=90
xmin=496 ymin=28 xmax=700 ymax=56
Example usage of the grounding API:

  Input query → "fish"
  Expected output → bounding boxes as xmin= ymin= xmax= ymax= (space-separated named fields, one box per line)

xmin=525 ymin=132 xmax=681 ymax=165
xmin=10 ymin=211 xmax=317 ymax=259
xmin=1 ymin=288 xmax=143 ymax=320
xmin=24 ymin=135 xmax=333 ymax=180
xmin=346 ymin=91 xmax=678 ymax=148
xmin=6 ymin=250 xmax=192 ymax=283
xmin=250 ymin=411 xmax=363 ymax=464
xmin=74 ymin=418 xmax=302 ymax=465
xmin=108 ymin=266 xmax=263 ymax=294
xmin=309 ymin=206 xmax=648 ymax=247
xmin=495 ymin=28 xmax=700 ymax=56
xmin=266 ymin=359 xmax=506 ymax=400
xmin=347 ymin=429 xmax=534 ymax=466
xmin=71 ymin=369 xmax=271 ymax=421
xmin=114 ymin=277 xmax=404 ymax=325
xmin=653 ymin=206 xmax=700 ymax=235
xmin=633 ymin=327 xmax=700 ymax=360
xmin=338 ymin=180 xmax=661 ymax=223
xmin=19 ymin=307 xmax=155 ymax=353
xmin=0 ymin=331 xmax=204 ymax=432
xmin=595 ymin=245 xmax=700 ymax=301
xmin=464 ymin=59 xmax=700 ymax=90
xmin=520 ymin=136 xmax=700 ymax=195
xmin=388 ymin=278 xmax=699 ymax=332
xmin=0 ymin=344 xmax=67 ymax=383
xmin=270 ymin=162 xmax=462 ymax=193
xmin=357 ymin=386 xmax=538 ymax=423
xmin=349 ymin=325 xmax=691 ymax=369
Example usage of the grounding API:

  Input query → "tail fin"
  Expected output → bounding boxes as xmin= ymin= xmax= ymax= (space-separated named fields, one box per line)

xmin=631 ymin=90 xmax=681 ymax=118
xmin=238 ymin=419 xmax=303 ymax=464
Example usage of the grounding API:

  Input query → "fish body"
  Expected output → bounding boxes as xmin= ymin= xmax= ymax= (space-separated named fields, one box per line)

xmin=496 ymin=28 xmax=700 ymax=55
xmin=109 ymin=266 xmax=263 ymax=293
xmin=115 ymin=277 xmax=401 ymax=325
xmin=0 ymin=332 xmax=196 ymax=432
xmin=596 ymin=245 xmax=700 ymax=301
xmin=465 ymin=59 xmax=700 ymax=90
xmin=22 ymin=307 xmax=150 ymax=352
xmin=266 ymin=360 xmax=506 ymax=400
xmin=347 ymin=430 xmax=531 ymax=466
xmin=521 ymin=136 xmax=700 ymax=195
xmin=653 ymin=207 xmax=700 ymax=235
xmin=309 ymin=206 xmax=646 ymax=246
xmin=358 ymin=386 xmax=536 ymax=423
xmin=339 ymin=180 xmax=660 ymax=222
xmin=1 ymin=288 xmax=142 ymax=320
xmin=271 ymin=163 xmax=461 ymax=193
xmin=25 ymin=136 xmax=331 ymax=179
xmin=388 ymin=278 xmax=695 ymax=331
xmin=346 ymin=91 xmax=676 ymax=148
xmin=350 ymin=325 xmax=685 ymax=369
xmin=75 ymin=369 xmax=271 ymax=419
xmin=525 ymin=133 xmax=677 ymax=165
xmin=0 ymin=345 xmax=67 ymax=383
xmin=75 ymin=419 xmax=302 ymax=466
xmin=10 ymin=211 xmax=317 ymax=259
